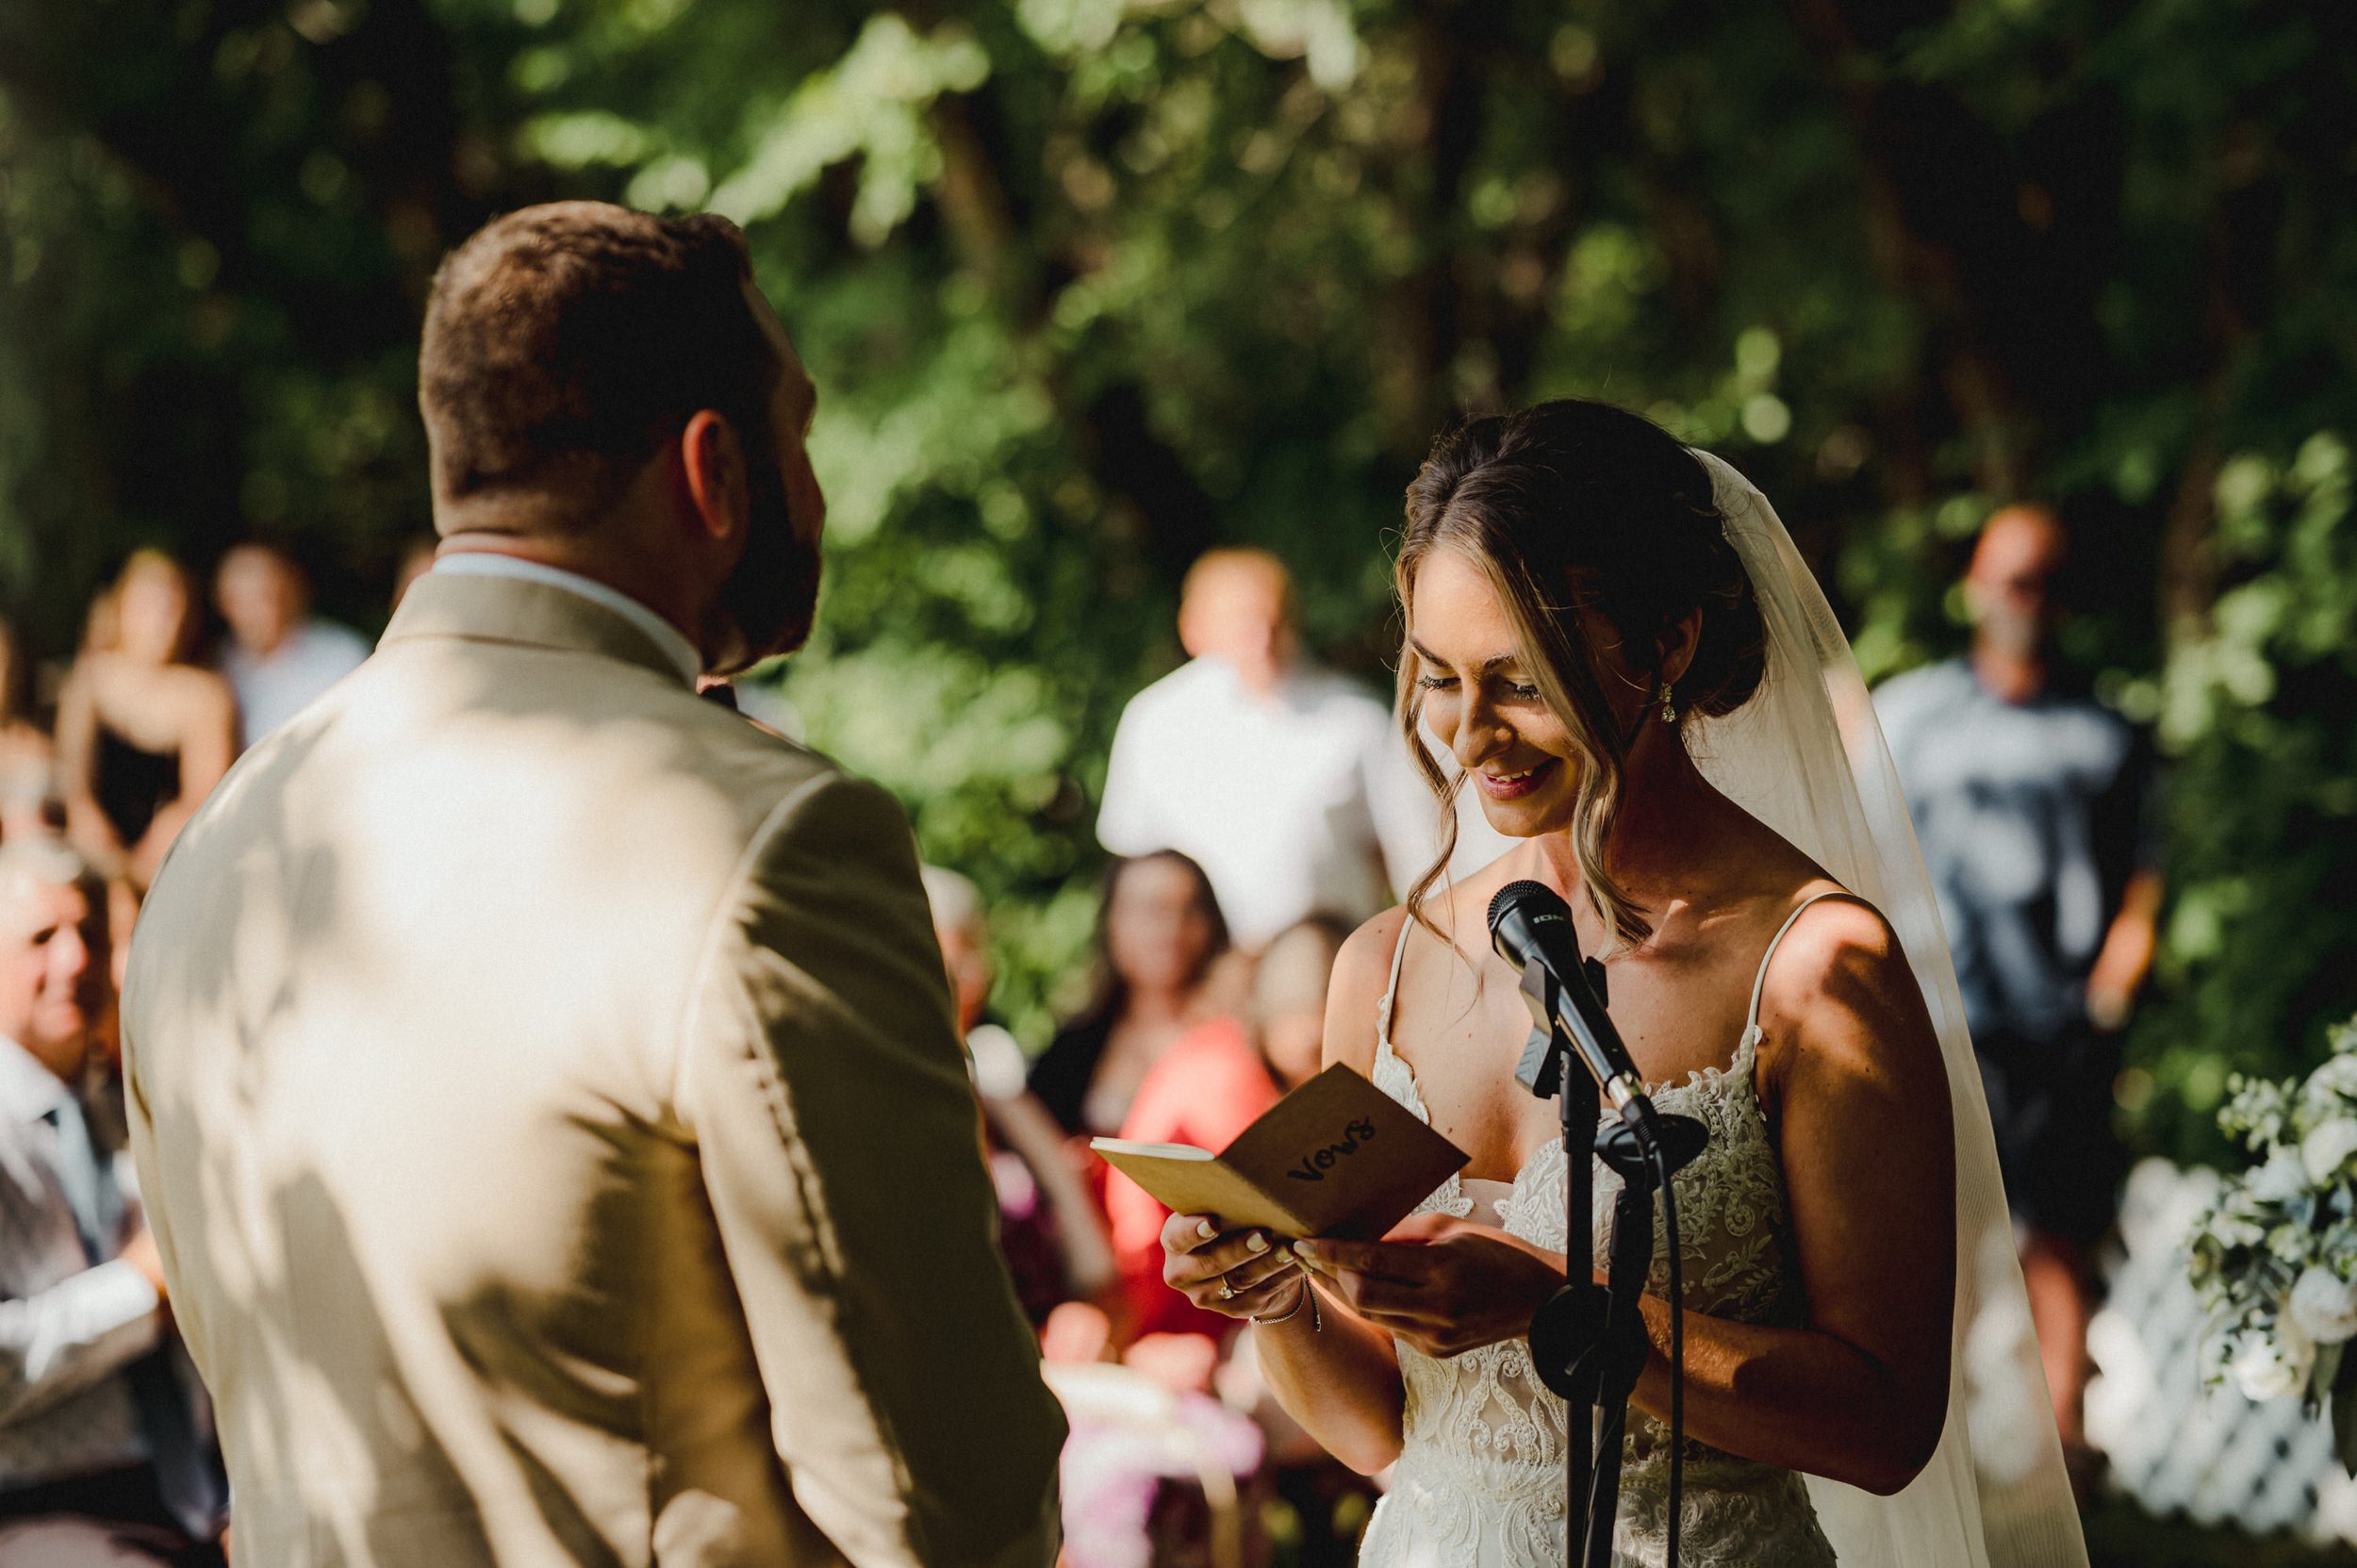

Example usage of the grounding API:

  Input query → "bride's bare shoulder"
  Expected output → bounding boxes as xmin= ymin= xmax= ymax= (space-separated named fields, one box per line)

xmin=1762 ymin=890 xmax=1899 ymax=983
xmin=1753 ymin=891 xmax=1945 ymax=1095
xmin=1325 ymin=907 xmax=1411 ymax=1076
xmin=1327 ymin=876 xmax=1481 ymax=1059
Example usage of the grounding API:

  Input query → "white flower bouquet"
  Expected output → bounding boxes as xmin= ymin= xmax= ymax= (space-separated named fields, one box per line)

xmin=2187 ymin=1013 xmax=2357 ymax=1469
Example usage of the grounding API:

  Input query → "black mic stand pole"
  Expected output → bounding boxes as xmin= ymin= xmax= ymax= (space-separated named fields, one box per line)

xmin=1513 ymin=959 xmax=1703 ymax=1568
xmin=1582 ymin=1126 xmax=1679 ymax=1567
xmin=1512 ymin=961 xmax=1605 ymax=1566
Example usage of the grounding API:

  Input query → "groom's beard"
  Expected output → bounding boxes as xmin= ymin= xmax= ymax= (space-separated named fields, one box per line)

xmin=715 ymin=450 xmax=822 ymax=671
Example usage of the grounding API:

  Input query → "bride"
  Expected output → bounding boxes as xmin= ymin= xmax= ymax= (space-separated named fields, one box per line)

xmin=1162 ymin=400 xmax=2085 ymax=1566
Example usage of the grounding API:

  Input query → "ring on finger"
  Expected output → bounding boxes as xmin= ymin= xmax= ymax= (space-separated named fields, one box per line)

xmin=1216 ymin=1279 xmax=1237 ymax=1301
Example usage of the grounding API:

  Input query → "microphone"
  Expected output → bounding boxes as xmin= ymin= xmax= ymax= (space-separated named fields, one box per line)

xmin=1490 ymin=877 xmax=1705 ymax=1567
xmin=1486 ymin=880 xmax=1652 ymax=1118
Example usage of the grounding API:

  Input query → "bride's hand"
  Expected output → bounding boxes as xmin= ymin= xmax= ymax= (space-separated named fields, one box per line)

xmin=1161 ymin=1211 xmax=1306 ymax=1321
xmin=1294 ymin=1213 xmax=1564 ymax=1358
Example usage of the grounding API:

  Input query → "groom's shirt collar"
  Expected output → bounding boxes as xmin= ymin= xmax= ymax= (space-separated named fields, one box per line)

xmin=434 ymin=554 xmax=703 ymax=687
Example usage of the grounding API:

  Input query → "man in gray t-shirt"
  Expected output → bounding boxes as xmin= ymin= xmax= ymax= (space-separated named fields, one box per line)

xmin=1878 ymin=503 xmax=2160 ymax=1466
xmin=1881 ymin=663 xmax=2151 ymax=1058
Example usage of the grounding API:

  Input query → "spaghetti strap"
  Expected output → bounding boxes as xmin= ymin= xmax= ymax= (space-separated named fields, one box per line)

xmin=1745 ymin=890 xmax=1872 ymax=1032
xmin=1375 ymin=915 xmax=1413 ymax=1045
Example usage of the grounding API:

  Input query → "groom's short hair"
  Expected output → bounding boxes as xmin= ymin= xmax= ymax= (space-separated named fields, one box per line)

xmin=420 ymin=202 xmax=783 ymax=524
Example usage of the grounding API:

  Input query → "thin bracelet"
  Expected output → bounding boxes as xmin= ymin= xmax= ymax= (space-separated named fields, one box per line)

xmin=1252 ymin=1280 xmax=1320 ymax=1331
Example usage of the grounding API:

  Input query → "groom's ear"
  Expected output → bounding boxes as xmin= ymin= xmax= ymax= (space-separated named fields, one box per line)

xmin=679 ymin=410 xmax=748 ymax=545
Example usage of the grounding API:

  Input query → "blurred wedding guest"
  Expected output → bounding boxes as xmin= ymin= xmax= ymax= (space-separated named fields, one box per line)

xmin=0 ymin=839 xmax=225 ymax=1567
xmin=1104 ymin=986 xmax=1283 ymax=1343
xmin=1878 ymin=503 xmax=2160 ymax=1475
xmin=1030 ymin=850 xmax=1228 ymax=1137
xmin=924 ymin=864 xmax=1115 ymax=1318
xmin=214 ymin=541 xmax=371 ymax=749
xmin=1097 ymin=548 xmax=1509 ymax=950
xmin=1101 ymin=916 xmax=1346 ymax=1342
xmin=0 ymin=622 xmax=54 ymax=843
xmin=56 ymin=553 xmax=236 ymax=890
xmin=1247 ymin=914 xmax=1353 ymax=1092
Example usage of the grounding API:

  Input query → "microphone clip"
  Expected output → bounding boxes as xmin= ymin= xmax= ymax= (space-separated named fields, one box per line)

xmin=1511 ymin=953 xmax=1608 ymax=1104
xmin=1512 ymin=956 xmax=1708 ymax=1180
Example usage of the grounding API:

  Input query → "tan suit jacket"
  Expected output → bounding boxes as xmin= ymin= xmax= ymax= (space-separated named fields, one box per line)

xmin=123 ymin=572 xmax=1065 ymax=1568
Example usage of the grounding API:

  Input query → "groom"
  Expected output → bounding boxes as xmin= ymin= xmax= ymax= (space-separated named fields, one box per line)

xmin=121 ymin=203 xmax=1065 ymax=1566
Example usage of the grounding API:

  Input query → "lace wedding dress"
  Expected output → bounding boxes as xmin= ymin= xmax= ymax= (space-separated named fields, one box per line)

xmin=1354 ymin=898 xmax=1845 ymax=1568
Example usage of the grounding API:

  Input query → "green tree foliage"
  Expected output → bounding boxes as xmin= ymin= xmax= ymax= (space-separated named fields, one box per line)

xmin=2127 ymin=436 xmax=2357 ymax=1162
xmin=2 ymin=0 xmax=2354 ymax=1117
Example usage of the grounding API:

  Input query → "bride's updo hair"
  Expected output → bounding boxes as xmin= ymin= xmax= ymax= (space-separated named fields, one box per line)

xmin=1396 ymin=397 xmax=1767 ymax=946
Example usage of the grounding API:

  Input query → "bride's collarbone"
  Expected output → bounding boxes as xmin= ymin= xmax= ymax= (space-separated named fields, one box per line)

xmin=1397 ymin=940 xmax=1764 ymax=1094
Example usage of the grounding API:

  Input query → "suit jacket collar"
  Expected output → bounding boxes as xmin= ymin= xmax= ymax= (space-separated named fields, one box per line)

xmin=381 ymin=571 xmax=697 ymax=686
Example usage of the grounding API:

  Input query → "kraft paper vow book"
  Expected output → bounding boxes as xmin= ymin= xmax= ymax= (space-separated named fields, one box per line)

xmin=1092 ymin=1063 xmax=1470 ymax=1240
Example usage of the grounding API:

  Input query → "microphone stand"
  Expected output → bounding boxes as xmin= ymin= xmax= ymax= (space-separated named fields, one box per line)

xmin=1512 ymin=958 xmax=1706 ymax=1568
xmin=1513 ymin=961 xmax=1599 ymax=1567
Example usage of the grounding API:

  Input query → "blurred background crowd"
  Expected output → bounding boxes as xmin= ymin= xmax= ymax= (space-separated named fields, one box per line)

xmin=6 ymin=0 xmax=2357 ymax=1564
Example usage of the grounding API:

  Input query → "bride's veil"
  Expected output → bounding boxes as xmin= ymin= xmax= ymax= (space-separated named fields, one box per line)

xmin=1683 ymin=452 xmax=2088 ymax=1568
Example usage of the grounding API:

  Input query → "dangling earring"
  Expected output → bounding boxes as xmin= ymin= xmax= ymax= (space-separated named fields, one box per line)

xmin=1658 ymin=682 xmax=1678 ymax=724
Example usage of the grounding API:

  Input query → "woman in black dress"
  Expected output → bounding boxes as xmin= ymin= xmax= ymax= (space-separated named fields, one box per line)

xmin=58 ymin=551 xmax=238 ymax=890
xmin=1030 ymin=850 xmax=1230 ymax=1136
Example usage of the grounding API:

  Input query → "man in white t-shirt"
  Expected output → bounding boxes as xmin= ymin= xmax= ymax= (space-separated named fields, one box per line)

xmin=1097 ymin=548 xmax=1508 ymax=949
xmin=214 ymin=543 xmax=371 ymax=750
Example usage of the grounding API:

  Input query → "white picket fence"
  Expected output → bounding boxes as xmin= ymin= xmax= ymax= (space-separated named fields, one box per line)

xmin=2085 ymin=1158 xmax=2357 ymax=1543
